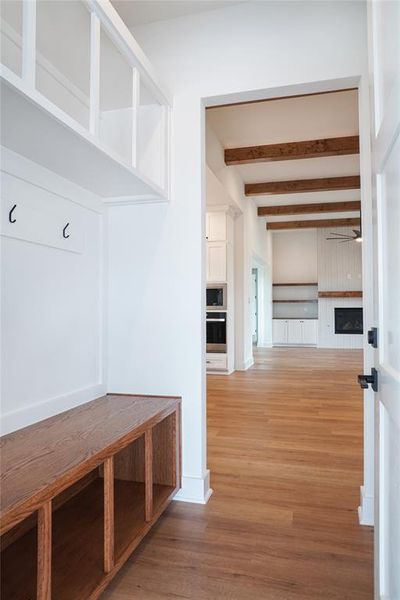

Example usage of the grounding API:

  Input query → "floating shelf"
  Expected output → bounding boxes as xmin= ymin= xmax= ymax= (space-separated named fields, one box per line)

xmin=273 ymin=299 xmax=318 ymax=303
xmin=272 ymin=283 xmax=318 ymax=287
xmin=318 ymin=291 xmax=363 ymax=298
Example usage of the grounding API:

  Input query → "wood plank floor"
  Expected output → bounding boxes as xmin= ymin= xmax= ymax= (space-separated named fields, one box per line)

xmin=103 ymin=347 xmax=373 ymax=599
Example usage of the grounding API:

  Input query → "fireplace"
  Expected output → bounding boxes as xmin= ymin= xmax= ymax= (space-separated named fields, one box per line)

xmin=335 ymin=307 xmax=363 ymax=334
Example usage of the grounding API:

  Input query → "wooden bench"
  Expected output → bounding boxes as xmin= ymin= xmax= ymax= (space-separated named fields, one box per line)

xmin=0 ymin=394 xmax=181 ymax=599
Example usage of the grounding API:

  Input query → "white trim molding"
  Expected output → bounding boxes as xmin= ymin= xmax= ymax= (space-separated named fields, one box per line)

xmin=103 ymin=194 xmax=168 ymax=206
xmin=0 ymin=384 xmax=106 ymax=435
xmin=236 ymin=357 xmax=254 ymax=371
xmin=358 ymin=485 xmax=374 ymax=526
xmin=174 ymin=470 xmax=213 ymax=504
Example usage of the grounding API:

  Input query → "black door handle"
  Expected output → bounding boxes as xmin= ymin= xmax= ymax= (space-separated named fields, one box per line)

xmin=367 ymin=327 xmax=378 ymax=348
xmin=358 ymin=368 xmax=378 ymax=392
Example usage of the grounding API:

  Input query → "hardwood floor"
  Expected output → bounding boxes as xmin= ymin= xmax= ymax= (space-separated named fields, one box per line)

xmin=103 ymin=347 xmax=373 ymax=599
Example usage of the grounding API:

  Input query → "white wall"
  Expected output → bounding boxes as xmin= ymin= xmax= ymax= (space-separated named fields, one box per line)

xmin=0 ymin=148 xmax=106 ymax=434
xmin=106 ymin=0 xmax=369 ymax=502
xmin=272 ymin=230 xmax=318 ymax=284
xmin=317 ymin=227 xmax=363 ymax=291
xmin=206 ymin=119 xmax=273 ymax=366
xmin=206 ymin=121 xmax=244 ymax=213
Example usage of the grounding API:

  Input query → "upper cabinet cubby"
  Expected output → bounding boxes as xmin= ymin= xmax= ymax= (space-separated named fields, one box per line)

xmin=0 ymin=0 xmax=171 ymax=203
xmin=137 ymin=77 xmax=166 ymax=190
xmin=0 ymin=0 xmax=23 ymax=76
xmin=36 ymin=0 xmax=91 ymax=129
xmin=99 ymin=27 xmax=133 ymax=165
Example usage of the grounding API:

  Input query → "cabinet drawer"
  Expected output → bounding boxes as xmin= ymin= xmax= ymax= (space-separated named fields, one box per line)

xmin=206 ymin=353 xmax=227 ymax=370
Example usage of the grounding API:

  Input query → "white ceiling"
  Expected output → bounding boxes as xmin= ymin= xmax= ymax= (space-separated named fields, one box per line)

xmin=207 ymin=89 xmax=360 ymax=223
xmin=207 ymin=90 xmax=359 ymax=149
xmin=112 ymin=1 xmax=244 ymax=27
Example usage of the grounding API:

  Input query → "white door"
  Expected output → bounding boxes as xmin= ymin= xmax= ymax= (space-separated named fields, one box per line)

xmin=369 ymin=2 xmax=400 ymax=597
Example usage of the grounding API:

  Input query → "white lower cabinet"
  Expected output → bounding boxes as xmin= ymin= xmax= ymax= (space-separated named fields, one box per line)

xmin=302 ymin=319 xmax=318 ymax=345
xmin=206 ymin=353 xmax=227 ymax=370
xmin=273 ymin=319 xmax=318 ymax=346
xmin=288 ymin=320 xmax=303 ymax=344
xmin=272 ymin=319 xmax=289 ymax=344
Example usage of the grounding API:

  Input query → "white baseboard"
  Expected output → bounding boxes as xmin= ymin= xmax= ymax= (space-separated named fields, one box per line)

xmin=358 ymin=485 xmax=374 ymax=526
xmin=236 ymin=357 xmax=254 ymax=371
xmin=207 ymin=369 xmax=235 ymax=376
xmin=0 ymin=384 xmax=106 ymax=435
xmin=173 ymin=470 xmax=213 ymax=504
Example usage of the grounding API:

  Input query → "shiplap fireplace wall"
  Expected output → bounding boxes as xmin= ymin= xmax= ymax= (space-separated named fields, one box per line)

xmin=317 ymin=227 xmax=363 ymax=348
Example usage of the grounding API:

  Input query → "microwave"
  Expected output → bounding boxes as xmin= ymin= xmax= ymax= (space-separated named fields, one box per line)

xmin=206 ymin=284 xmax=227 ymax=310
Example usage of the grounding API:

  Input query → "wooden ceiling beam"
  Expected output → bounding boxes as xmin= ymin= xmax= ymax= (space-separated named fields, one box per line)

xmin=225 ymin=136 xmax=359 ymax=165
xmin=267 ymin=218 xmax=361 ymax=230
xmin=246 ymin=176 xmax=360 ymax=196
xmin=257 ymin=200 xmax=360 ymax=217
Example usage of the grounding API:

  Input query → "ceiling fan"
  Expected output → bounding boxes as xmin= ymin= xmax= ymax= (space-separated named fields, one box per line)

xmin=326 ymin=209 xmax=362 ymax=243
xmin=326 ymin=228 xmax=362 ymax=243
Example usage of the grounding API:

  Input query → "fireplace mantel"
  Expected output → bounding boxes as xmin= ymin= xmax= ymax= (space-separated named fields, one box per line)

xmin=318 ymin=291 xmax=363 ymax=298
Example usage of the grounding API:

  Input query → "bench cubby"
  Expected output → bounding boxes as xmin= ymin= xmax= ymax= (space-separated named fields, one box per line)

xmin=0 ymin=394 xmax=181 ymax=599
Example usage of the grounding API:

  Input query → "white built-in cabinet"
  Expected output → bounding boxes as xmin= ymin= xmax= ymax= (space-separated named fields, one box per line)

xmin=272 ymin=319 xmax=318 ymax=346
xmin=272 ymin=319 xmax=288 ymax=345
xmin=206 ymin=353 xmax=227 ymax=371
xmin=206 ymin=211 xmax=230 ymax=283
xmin=206 ymin=208 xmax=234 ymax=374
xmin=0 ymin=0 xmax=170 ymax=202
xmin=207 ymin=242 xmax=227 ymax=282
xmin=206 ymin=211 xmax=226 ymax=242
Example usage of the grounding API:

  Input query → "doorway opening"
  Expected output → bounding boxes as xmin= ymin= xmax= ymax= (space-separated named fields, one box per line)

xmin=203 ymin=77 xmax=374 ymax=595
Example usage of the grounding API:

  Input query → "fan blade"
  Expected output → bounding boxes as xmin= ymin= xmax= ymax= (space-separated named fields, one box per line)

xmin=339 ymin=239 xmax=352 ymax=243
xmin=352 ymin=229 xmax=361 ymax=236
xmin=327 ymin=232 xmax=354 ymax=238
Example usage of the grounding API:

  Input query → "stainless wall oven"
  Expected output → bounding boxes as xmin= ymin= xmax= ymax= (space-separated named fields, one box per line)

xmin=206 ymin=284 xmax=227 ymax=310
xmin=206 ymin=312 xmax=227 ymax=353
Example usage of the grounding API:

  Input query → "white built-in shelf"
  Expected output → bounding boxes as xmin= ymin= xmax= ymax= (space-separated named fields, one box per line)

xmin=272 ymin=283 xmax=318 ymax=319
xmin=0 ymin=0 xmax=170 ymax=204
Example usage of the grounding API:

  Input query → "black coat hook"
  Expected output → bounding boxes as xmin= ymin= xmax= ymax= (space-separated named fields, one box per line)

xmin=9 ymin=204 xmax=17 ymax=223
xmin=63 ymin=223 xmax=70 ymax=239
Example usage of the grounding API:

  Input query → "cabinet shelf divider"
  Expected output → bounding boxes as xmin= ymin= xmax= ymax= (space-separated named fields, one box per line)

xmin=37 ymin=501 xmax=52 ymax=600
xmin=145 ymin=429 xmax=153 ymax=522
xmin=104 ymin=456 xmax=115 ymax=574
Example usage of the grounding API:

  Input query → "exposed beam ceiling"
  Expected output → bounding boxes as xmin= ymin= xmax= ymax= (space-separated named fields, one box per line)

xmin=225 ymin=136 xmax=359 ymax=165
xmin=246 ymin=176 xmax=360 ymax=196
xmin=267 ymin=218 xmax=361 ymax=230
xmin=207 ymin=88 xmax=358 ymax=110
xmin=257 ymin=200 xmax=360 ymax=217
